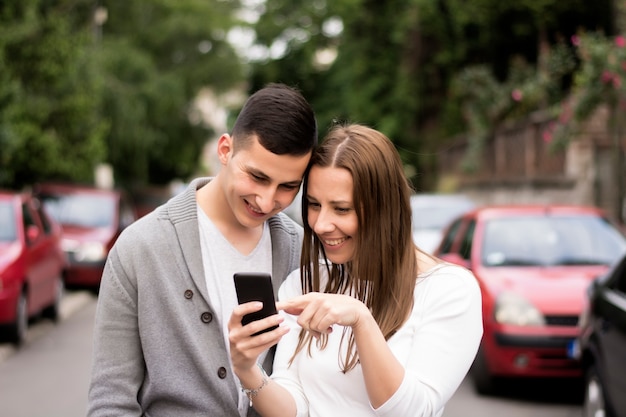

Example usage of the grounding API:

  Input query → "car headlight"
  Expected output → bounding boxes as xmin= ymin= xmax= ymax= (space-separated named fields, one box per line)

xmin=494 ymin=291 xmax=545 ymax=326
xmin=62 ymin=239 xmax=107 ymax=262
xmin=75 ymin=242 xmax=107 ymax=262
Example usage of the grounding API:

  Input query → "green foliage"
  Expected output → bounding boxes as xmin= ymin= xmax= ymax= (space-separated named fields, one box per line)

xmin=0 ymin=0 xmax=107 ymax=189
xmin=448 ymin=40 xmax=577 ymax=171
xmin=248 ymin=0 xmax=610 ymax=189
xmin=97 ymin=0 xmax=244 ymax=187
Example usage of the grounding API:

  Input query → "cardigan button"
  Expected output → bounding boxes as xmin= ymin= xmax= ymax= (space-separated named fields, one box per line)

xmin=184 ymin=290 xmax=193 ymax=299
xmin=217 ymin=367 xmax=227 ymax=379
xmin=200 ymin=312 xmax=213 ymax=323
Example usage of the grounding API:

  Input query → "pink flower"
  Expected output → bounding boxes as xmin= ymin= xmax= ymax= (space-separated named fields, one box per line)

xmin=511 ymin=89 xmax=523 ymax=102
xmin=613 ymin=76 xmax=622 ymax=89
xmin=616 ymin=36 xmax=626 ymax=48
xmin=571 ymin=35 xmax=580 ymax=46
xmin=602 ymin=70 xmax=614 ymax=84
xmin=542 ymin=130 xmax=553 ymax=143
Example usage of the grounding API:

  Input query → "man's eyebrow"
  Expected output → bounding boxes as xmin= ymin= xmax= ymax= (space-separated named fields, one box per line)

xmin=247 ymin=167 xmax=301 ymax=187
xmin=246 ymin=167 xmax=269 ymax=179
xmin=281 ymin=179 xmax=302 ymax=187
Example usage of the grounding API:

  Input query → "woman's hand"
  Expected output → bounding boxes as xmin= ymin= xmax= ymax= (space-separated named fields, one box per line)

xmin=277 ymin=293 xmax=371 ymax=339
xmin=228 ymin=302 xmax=289 ymax=374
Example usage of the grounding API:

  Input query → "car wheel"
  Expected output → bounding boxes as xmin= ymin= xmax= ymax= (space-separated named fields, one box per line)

xmin=8 ymin=291 xmax=28 ymax=346
xmin=42 ymin=274 xmax=64 ymax=322
xmin=470 ymin=346 xmax=499 ymax=395
xmin=583 ymin=364 xmax=613 ymax=417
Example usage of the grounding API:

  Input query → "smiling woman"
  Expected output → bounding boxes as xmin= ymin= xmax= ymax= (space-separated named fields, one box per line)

xmin=227 ymin=123 xmax=483 ymax=417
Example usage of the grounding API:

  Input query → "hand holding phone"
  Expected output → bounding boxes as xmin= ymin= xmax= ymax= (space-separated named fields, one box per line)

xmin=233 ymin=273 xmax=279 ymax=336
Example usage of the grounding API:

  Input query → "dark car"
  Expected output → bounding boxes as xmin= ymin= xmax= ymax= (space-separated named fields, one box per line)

xmin=434 ymin=205 xmax=626 ymax=395
xmin=34 ymin=183 xmax=136 ymax=291
xmin=577 ymin=252 xmax=626 ymax=417
xmin=0 ymin=190 xmax=66 ymax=345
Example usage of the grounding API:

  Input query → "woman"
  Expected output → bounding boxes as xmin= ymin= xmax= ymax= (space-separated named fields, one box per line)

xmin=228 ymin=123 xmax=483 ymax=417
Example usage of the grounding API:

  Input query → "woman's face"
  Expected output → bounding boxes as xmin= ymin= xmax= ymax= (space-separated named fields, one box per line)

xmin=306 ymin=165 xmax=358 ymax=264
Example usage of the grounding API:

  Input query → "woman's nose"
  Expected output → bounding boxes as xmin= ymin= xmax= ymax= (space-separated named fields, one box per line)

xmin=312 ymin=208 xmax=334 ymax=234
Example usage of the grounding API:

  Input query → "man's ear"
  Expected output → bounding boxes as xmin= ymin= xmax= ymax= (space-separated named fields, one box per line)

xmin=216 ymin=134 xmax=233 ymax=164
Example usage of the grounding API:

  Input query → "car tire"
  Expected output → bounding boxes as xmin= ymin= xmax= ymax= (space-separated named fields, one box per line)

xmin=583 ymin=364 xmax=614 ymax=417
xmin=42 ymin=275 xmax=64 ymax=322
xmin=470 ymin=346 xmax=499 ymax=395
xmin=8 ymin=291 xmax=28 ymax=346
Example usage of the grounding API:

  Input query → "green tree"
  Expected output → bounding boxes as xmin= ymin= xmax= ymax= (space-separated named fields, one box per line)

xmin=249 ymin=0 xmax=613 ymax=190
xmin=97 ymin=0 xmax=244 ymax=188
xmin=0 ymin=0 xmax=107 ymax=189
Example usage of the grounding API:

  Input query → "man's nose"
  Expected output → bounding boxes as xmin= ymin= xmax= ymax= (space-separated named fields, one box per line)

xmin=256 ymin=187 xmax=278 ymax=213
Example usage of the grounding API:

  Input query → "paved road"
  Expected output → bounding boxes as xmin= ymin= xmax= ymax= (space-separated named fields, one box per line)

xmin=0 ymin=291 xmax=95 ymax=417
xmin=0 ymin=291 xmax=583 ymax=417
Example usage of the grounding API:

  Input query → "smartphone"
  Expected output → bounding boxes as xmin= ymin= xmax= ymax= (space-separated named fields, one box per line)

xmin=233 ymin=272 xmax=279 ymax=336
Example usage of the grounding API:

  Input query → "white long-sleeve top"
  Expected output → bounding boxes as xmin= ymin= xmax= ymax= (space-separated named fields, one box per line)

xmin=271 ymin=263 xmax=483 ymax=417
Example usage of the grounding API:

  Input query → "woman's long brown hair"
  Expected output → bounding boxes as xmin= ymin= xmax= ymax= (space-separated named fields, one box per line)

xmin=292 ymin=123 xmax=419 ymax=372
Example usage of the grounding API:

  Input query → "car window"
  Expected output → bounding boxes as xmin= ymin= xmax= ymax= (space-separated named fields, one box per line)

xmin=459 ymin=220 xmax=476 ymax=260
xmin=439 ymin=218 xmax=464 ymax=254
xmin=40 ymin=193 xmax=115 ymax=228
xmin=22 ymin=202 xmax=40 ymax=244
xmin=35 ymin=202 xmax=53 ymax=235
xmin=0 ymin=201 xmax=17 ymax=241
xmin=481 ymin=214 xmax=626 ymax=267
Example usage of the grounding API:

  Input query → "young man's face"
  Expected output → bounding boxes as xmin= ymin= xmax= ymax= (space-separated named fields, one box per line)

xmin=219 ymin=134 xmax=311 ymax=229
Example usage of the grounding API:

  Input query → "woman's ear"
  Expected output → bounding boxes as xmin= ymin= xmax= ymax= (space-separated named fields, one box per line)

xmin=216 ymin=134 xmax=233 ymax=165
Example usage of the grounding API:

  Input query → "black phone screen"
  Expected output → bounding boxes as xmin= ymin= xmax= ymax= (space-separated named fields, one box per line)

xmin=233 ymin=272 xmax=279 ymax=335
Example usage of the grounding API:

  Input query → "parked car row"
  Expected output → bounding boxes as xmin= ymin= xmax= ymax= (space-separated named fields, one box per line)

xmin=433 ymin=204 xmax=626 ymax=406
xmin=0 ymin=183 xmax=144 ymax=345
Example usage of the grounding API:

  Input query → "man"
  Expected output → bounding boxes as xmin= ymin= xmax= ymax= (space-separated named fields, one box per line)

xmin=87 ymin=83 xmax=317 ymax=417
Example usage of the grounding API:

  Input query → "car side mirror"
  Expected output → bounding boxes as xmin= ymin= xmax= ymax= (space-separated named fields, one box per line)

xmin=26 ymin=225 xmax=41 ymax=244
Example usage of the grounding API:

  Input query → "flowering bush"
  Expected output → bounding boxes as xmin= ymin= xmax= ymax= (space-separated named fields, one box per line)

xmin=543 ymin=32 xmax=626 ymax=148
xmin=450 ymin=42 xmax=575 ymax=171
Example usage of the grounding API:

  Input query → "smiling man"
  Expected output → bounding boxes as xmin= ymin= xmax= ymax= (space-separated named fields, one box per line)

xmin=87 ymin=83 xmax=317 ymax=417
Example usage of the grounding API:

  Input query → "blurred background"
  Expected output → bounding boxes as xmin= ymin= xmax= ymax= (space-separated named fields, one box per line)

xmin=0 ymin=0 xmax=624 ymax=224
xmin=2 ymin=2 xmax=626 ymax=416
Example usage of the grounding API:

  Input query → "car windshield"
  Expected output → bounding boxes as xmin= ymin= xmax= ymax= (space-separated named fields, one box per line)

xmin=40 ymin=193 xmax=115 ymax=228
xmin=481 ymin=214 xmax=626 ymax=267
xmin=0 ymin=201 xmax=17 ymax=241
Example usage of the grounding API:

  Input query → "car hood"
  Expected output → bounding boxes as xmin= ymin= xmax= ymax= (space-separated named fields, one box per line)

xmin=477 ymin=265 xmax=609 ymax=315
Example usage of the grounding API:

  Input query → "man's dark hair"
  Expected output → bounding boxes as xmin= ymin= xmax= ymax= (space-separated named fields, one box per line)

xmin=231 ymin=83 xmax=318 ymax=155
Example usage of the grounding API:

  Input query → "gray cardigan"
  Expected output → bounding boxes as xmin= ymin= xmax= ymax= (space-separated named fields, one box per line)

xmin=88 ymin=178 xmax=303 ymax=417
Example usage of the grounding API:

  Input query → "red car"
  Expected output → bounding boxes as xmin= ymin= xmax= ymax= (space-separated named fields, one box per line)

xmin=434 ymin=205 xmax=626 ymax=395
xmin=34 ymin=183 xmax=136 ymax=291
xmin=0 ymin=191 xmax=66 ymax=345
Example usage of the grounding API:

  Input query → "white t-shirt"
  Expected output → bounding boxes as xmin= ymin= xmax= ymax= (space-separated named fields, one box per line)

xmin=197 ymin=207 xmax=272 ymax=416
xmin=271 ymin=263 xmax=483 ymax=417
